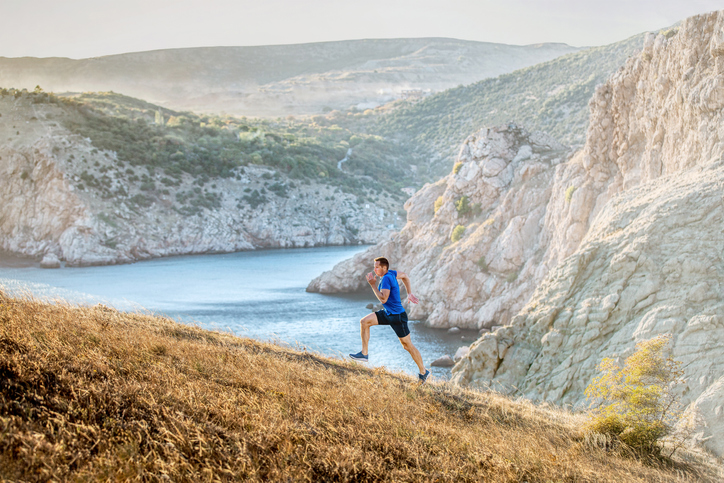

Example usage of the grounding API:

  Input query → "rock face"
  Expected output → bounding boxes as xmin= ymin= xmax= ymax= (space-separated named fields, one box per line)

xmin=308 ymin=124 xmax=571 ymax=330
xmin=452 ymin=12 xmax=724 ymax=457
xmin=310 ymin=11 xmax=724 ymax=456
xmin=0 ymin=96 xmax=399 ymax=266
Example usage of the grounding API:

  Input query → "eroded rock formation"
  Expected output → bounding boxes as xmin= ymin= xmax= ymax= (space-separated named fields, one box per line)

xmin=308 ymin=124 xmax=571 ymax=329
xmin=0 ymin=97 xmax=397 ymax=266
xmin=453 ymin=12 xmax=724 ymax=457
xmin=311 ymin=11 xmax=724 ymax=456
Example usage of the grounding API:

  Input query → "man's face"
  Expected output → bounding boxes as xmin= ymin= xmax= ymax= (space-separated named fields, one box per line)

xmin=373 ymin=260 xmax=387 ymax=277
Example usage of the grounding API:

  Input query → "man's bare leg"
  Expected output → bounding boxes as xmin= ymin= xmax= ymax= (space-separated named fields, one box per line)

xmin=399 ymin=334 xmax=426 ymax=374
xmin=360 ymin=312 xmax=379 ymax=355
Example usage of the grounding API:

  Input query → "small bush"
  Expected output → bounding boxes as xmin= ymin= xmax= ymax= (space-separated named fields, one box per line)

xmin=565 ymin=185 xmax=577 ymax=203
xmin=663 ymin=28 xmax=679 ymax=39
xmin=433 ymin=196 xmax=444 ymax=214
xmin=451 ymin=225 xmax=465 ymax=242
xmin=452 ymin=162 xmax=464 ymax=175
xmin=584 ymin=335 xmax=685 ymax=456
xmin=477 ymin=256 xmax=488 ymax=272
xmin=506 ymin=270 xmax=519 ymax=283
xmin=455 ymin=196 xmax=470 ymax=216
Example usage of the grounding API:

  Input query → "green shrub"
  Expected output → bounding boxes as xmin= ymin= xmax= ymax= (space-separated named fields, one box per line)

xmin=433 ymin=196 xmax=444 ymax=214
xmin=451 ymin=225 xmax=465 ymax=243
xmin=242 ymin=189 xmax=268 ymax=209
xmin=505 ymin=270 xmax=519 ymax=283
xmin=129 ymin=194 xmax=152 ymax=208
xmin=477 ymin=256 xmax=488 ymax=272
xmin=584 ymin=335 xmax=685 ymax=456
xmin=452 ymin=162 xmax=464 ymax=175
xmin=455 ymin=196 xmax=470 ymax=216
xmin=663 ymin=28 xmax=679 ymax=39
xmin=565 ymin=185 xmax=577 ymax=203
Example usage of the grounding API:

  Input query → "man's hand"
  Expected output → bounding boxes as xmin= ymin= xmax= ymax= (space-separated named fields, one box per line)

xmin=408 ymin=293 xmax=419 ymax=304
xmin=366 ymin=272 xmax=376 ymax=284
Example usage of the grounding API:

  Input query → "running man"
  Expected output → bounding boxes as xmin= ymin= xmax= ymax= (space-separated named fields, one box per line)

xmin=349 ymin=257 xmax=431 ymax=384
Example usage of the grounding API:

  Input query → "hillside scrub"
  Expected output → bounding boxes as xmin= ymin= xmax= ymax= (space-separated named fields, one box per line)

xmin=0 ymin=291 xmax=717 ymax=481
xmin=50 ymin=91 xmax=417 ymax=203
xmin=374 ymin=33 xmax=646 ymax=173
xmin=585 ymin=335 xmax=687 ymax=456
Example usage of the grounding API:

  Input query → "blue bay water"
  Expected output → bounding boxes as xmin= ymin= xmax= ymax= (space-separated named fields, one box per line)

xmin=0 ymin=246 xmax=477 ymax=379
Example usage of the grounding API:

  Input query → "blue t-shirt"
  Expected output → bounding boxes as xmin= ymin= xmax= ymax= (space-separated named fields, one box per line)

xmin=379 ymin=270 xmax=405 ymax=315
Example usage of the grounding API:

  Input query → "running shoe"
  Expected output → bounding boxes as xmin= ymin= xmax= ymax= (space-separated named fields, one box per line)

xmin=349 ymin=351 xmax=368 ymax=362
xmin=418 ymin=369 xmax=431 ymax=384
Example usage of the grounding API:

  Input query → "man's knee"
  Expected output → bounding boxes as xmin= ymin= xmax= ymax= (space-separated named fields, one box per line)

xmin=360 ymin=314 xmax=376 ymax=327
xmin=399 ymin=337 xmax=413 ymax=350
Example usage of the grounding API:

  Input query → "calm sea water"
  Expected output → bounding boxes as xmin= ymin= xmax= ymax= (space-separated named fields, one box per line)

xmin=0 ymin=246 xmax=477 ymax=379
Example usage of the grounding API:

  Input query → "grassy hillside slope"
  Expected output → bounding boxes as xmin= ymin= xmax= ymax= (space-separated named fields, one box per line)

xmin=0 ymin=292 xmax=718 ymax=481
xmin=374 ymin=32 xmax=649 ymax=174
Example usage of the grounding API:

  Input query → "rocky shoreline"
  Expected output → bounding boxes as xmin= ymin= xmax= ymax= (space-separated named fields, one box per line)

xmin=0 ymin=96 xmax=400 ymax=267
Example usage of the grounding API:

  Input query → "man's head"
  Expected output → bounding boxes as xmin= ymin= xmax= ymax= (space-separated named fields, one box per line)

xmin=373 ymin=257 xmax=389 ymax=277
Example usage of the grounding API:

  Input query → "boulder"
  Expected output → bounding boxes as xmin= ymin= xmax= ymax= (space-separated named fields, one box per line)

xmin=431 ymin=355 xmax=455 ymax=367
xmin=39 ymin=253 xmax=61 ymax=269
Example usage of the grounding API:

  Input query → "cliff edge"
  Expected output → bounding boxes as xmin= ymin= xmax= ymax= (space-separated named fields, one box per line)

xmin=310 ymin=11 xmax=724 ymax=457
xmin=453 ymin=12 xmax=724 ymax=457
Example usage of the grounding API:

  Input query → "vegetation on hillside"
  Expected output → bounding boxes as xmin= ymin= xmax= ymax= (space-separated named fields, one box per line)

xmin=373 ymin=33 xmax=647 ymax=175
xmin=57 ymin=92 xmax=418 ymax=201
xmin=2 ymin=29 xmax=647 ymax=204
xmin=586 ymin=335 xmax=690 ymax=457
xmin=1 ymin=292 xmax=718 ymax=482
xmin=1 ymin=88 xmax=422 ymax=214
xmin=0 ymin=31 xmax=659 ymax=213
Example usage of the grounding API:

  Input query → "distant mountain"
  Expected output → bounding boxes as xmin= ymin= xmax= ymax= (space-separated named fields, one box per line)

xmin=374 ymin=33 xmax=647 ymax=173
xmin=0 ymin=39 xmax=578 ymax=117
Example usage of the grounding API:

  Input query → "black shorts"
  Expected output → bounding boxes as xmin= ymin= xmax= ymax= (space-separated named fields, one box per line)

xmin=375 ymin=310 xmax=410 ymax=338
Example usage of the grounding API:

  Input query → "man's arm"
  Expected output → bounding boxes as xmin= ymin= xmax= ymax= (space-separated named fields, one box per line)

xmin=396 ymin=272 xmax=419 ymax=304
xmin=366 ymin=272 xmax=390 ymax=303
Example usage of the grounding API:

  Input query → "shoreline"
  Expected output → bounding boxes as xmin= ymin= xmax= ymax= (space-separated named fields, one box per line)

xmin=0 ymin=243 xmax=375 ymax=270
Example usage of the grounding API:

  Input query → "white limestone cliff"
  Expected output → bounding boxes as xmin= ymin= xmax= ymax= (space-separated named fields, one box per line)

xmin=0 ymin=97 xmax=397 ymax=266
xmin=452 ymin=12 xmax=724 ymax=457
xmin=308 ymin=125 xmax=571 ymax=329
xmin=310 ymin=11 xmax=724 ymax=456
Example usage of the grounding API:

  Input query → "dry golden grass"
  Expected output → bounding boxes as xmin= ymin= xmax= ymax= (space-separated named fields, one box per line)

xmin=0 ymin=291 xmax=721 ymax=482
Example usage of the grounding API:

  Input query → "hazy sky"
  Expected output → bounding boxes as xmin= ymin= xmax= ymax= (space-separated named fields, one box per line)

xmin=2 ymin=0 xmax=723 ymax=58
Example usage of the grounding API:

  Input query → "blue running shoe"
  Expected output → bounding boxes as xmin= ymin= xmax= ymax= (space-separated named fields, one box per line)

xmin=418 ymin=369 xmax=431 ymax=384
xmin=349 ymin=351 xmax=368 ymax=362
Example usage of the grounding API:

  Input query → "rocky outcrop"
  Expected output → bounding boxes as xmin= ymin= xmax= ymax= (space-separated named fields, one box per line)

xmin=0 ymin=139 xmax=92 ymax=262
xmin=0 ymin=96 xmax=398 ymax=266
xmin=452 ymin=12 xmax=724 ymax=457
xmin=308 ymin=124 xmax=571 ymax=329
xmin=310 ymin=11 xmax=724 ymax=457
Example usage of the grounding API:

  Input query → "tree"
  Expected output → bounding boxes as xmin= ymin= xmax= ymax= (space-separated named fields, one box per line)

xmin=585 ymin=335 xmax=685 ymax=456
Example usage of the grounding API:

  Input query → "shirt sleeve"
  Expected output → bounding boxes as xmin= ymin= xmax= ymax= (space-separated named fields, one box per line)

xmin=379 ymin=274 xmax=393 ymax=291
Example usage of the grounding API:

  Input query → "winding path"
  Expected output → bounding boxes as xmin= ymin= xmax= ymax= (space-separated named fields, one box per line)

xmin=337 ymin=148 xmax=352 ymax=170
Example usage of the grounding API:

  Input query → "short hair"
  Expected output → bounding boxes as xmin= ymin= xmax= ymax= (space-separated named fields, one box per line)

xmin=374 ymin=257 xmax=389 ymax=269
